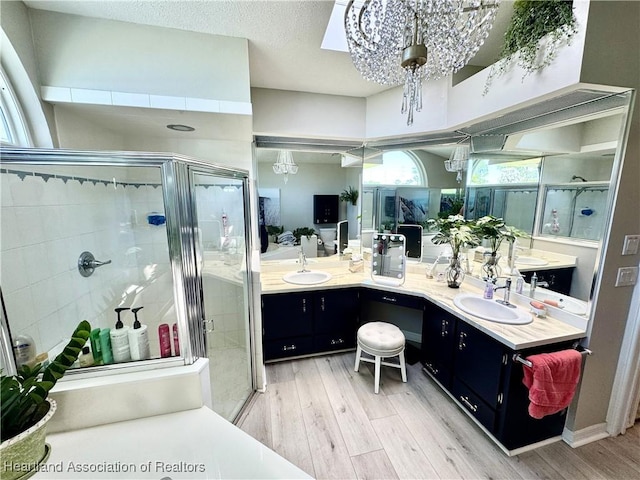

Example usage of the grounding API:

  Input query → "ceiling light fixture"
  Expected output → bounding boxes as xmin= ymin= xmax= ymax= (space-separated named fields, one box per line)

xmin=167 ymin=124 xmax=195 ymax=132
xmin=444 ymin=144 xmax=470 ymax=183
xmin=272 ymin=150 xmax=298 ymax=184
xmin=344 ymin=0 xmax=499 ymax=126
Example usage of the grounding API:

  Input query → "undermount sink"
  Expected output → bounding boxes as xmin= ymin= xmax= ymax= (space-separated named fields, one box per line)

xmin=515 ymin=256 xmax=549 ymax=266
xmin=282 ymin=270 xmax=332 ymax=285
xmin=453 ymin=294 xmax=532 ymax=325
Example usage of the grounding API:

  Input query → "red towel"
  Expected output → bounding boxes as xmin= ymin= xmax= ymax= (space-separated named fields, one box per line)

xmin=522 ymin=349 xmax=583 ymax=419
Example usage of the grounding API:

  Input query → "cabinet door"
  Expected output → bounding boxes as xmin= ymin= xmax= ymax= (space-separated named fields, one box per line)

xmin=421 ymin=303 xmax=456 ymax=388
xmin=361 ymin=288 xmax=423 ymax=310
xmin=454 ymin=322 xmax=506 ymax=410
xmin=314 ymin=289 xmax=359 ymax=335
xmin=262 ymin=292 xmax=314 ymax=339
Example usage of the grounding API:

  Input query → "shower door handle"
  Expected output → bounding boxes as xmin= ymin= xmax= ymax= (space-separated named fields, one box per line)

xmin=203 ymin=319 xmax=215 ymax=333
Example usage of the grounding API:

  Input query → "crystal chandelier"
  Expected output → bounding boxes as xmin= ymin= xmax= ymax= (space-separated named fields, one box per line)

xmin=344 ymin=0 xmax=500 ymax=126
xmin=444 ymin=144 xmax=469 ymax=183
xmin=272 ymin=150 xmax=298 ymax=184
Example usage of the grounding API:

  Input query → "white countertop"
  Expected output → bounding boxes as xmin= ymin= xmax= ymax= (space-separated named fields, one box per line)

xmin=34 ymin=407 xmax=311 ymax=479
xmin=260 ymin=257 xmax=587 ymax=351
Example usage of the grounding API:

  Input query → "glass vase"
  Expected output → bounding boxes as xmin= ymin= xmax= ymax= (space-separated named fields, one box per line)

xmin=481 ymin=251 xmax=502 ymax=281
xmin=445 ymin=256 xmax=465 ymax=288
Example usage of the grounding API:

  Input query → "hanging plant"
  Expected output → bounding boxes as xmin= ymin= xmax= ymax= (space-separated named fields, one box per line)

xmin=484 ymin=0 xmax=578 ymax=95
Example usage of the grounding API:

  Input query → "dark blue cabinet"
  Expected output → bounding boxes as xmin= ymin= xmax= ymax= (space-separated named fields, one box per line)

xmin=262 ymin=288 xmax=360 ymax=361
xmin=421 ymin=303 xmax=456 ymax=389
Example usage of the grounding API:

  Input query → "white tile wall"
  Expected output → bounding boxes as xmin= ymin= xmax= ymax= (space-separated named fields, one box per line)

xmin=1 ymin=167 xmax=177 ymax=360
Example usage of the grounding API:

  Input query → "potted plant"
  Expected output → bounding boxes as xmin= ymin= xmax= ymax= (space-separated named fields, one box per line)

xmin=473 ymin=216 xmax=519 ymax=280
xmin=339 ymin=186 xmax=359 ymax=206
xmin=427 ymin=215 xmax=479 ymax=288
xmin=484 ymin=0 xmax=578 ymax=95
xmin=292 ymin=227 xmax=316 ymax=245
xmin=1 ymin=320 xmax=92 ymax=480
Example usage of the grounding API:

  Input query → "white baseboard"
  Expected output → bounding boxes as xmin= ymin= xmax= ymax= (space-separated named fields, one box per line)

xmin=563 ymin=422 xmax=610 ymax=447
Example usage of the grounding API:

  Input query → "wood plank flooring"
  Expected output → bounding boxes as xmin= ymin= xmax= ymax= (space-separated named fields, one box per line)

xmin=238 ymin=352 xmax=640 ymax=479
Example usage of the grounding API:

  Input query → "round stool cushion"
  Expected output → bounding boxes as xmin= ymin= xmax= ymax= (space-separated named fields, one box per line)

xmin=357 ymin=322 xmax=405 ymax=357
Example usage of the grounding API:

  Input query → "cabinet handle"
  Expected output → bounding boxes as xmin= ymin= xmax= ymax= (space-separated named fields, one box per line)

xmin=330 ymin=338 xmax=344 ymax=345
xmin=497 ymin=392 xmax=504 ymax=405
xmin=382 ymin=296 xmax=397 ymax=303
xmin=424 ymin=362 xmax=439 ymax=375
xmin=302 ymin=298 xmax=306 ymax=313
xmin=282 ymin=344 xmax=297 ymax=352
xmin=460 ymin=395 xmax=478 ymax=412
xmin=441 ymin=319 xmax=449 ymax=337
xmin=458 ymin=332 xmax=467 ymax=350
xmin=321 ymin=297 xmax=325 ymax=311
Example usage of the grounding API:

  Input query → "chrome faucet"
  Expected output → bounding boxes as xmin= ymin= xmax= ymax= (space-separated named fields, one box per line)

xmin=297 ymin=247 xmax=308 ymax=273
xmin=494 ymin=278 xmax=516 ymax=308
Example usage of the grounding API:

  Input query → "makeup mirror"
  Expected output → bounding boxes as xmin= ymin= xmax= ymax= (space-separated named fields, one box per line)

xmin=371 ymin=233 xmax=406 ymax=286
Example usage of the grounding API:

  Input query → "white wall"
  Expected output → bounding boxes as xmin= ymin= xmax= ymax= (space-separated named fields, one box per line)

xmin=29 ymin=10 xmax=251 ymax=102
xmin=257 ymin=161 xmax=351 ymax=232
xmin=251 ymin=88 xmax=366 ymax=139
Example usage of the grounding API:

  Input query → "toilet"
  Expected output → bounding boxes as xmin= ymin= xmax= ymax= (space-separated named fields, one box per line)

xmin=318 ymin=227 xmax=337 ymax=255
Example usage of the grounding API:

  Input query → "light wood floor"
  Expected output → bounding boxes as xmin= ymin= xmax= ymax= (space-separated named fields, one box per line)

xmin=238 ymin=352 xmax=640 ymax=480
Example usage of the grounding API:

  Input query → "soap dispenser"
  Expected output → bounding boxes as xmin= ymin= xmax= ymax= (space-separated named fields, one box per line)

xmin=128 ymin=307 xmax=150 ymax=361
xmin=110 ymin=307 xmax=131 ymax=362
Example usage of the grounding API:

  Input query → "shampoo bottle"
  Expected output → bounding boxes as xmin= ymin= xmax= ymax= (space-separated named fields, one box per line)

xmin=89 ymin=328 xmax=103 ymax=365
xmin=173 ymin=323 xmax=180 ymax=357
xmin=159 ymin=324 xmax=172 ymax=357
xmin=99 ymin=328 xmax=113 ymax=364
xmin=128 ymin=307 xmax=150 ymax=361
xmin=110 ymin=307 xmax=131 ymax=363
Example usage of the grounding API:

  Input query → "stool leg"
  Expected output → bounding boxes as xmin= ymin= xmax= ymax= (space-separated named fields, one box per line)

xmin=354 ymin=345 xmax=362 ymax=372
xmin=399 ymin=351 xmax=407 ymax=383
xmin=374 ymin=355 xmax=381 ymax=394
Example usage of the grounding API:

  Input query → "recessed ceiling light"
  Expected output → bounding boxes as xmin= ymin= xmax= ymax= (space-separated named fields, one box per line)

xmin=167 ymin=124 xmax=195 ymax=132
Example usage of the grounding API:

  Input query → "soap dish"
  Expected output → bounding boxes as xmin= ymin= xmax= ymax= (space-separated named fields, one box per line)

xmin=529 ymin=300 xmax=547 ymax=318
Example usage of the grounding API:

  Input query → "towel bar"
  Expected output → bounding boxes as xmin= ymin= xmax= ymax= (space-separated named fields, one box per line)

xmin=513 ymin=347 xmax=592 ymax=368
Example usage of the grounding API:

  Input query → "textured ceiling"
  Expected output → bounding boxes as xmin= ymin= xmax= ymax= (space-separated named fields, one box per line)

xmin=24 ymin=0 xmax=513 ymax=99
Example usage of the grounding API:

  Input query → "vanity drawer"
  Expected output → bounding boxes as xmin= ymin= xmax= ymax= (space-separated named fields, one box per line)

xmin=264 ymin=337 xmax=313 ymax=361
xmin=362 ymin=289 xmax=424 ymax=310
xmin=451 ymin=378 xmax=497 ymax=432
xmin=314 ymin=333 xmax=356 ymax=352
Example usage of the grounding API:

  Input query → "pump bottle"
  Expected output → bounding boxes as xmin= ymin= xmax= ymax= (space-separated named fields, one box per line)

xmin=128 ymin=307 xmax=150 ymax=361
xmin=110 ymin=307 xmax=131 ymax=362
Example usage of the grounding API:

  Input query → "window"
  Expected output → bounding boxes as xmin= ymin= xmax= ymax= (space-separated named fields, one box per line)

xmin=363 ymin=150 xmax=426 ymax=186
xmin=0 ymin=67 xmax=31 ymax=146
xmin=469 ymin=157 xmax=541 ymax=185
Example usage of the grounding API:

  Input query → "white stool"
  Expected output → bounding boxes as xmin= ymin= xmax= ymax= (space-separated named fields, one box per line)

xmin=354 ymin=321 xmax=407 ymax=394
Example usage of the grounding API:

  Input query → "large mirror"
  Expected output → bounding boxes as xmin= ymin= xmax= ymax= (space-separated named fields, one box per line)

xmin=255 ymin=89 xmax=634 ymax=319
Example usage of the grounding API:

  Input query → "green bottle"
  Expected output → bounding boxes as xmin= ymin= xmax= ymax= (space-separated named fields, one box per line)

xmin=89 ymin=328 xmax=103 ymax=365
xmin=99 ymin=328 xmax=113 ymax=364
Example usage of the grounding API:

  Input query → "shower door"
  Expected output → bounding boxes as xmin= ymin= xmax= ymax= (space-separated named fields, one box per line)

xmin=190 ymin=169 xmax=254 ymax=421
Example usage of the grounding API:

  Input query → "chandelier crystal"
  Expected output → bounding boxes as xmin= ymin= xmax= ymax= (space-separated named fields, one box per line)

xmin=344 ymin=0 xmax=500 ymax=126
xmin=272 ymin=150 xmax=298 ymax=184
xmin=444 ymin=144 xmax=469 ymax=183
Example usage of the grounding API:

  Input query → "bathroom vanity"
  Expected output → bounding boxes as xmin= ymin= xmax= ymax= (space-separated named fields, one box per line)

xmin=260 ymin=258 xmax=587 ymax=455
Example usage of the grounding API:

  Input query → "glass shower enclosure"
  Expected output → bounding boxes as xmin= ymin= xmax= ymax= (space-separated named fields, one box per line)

xmin=0 ymin=148 xmax=255 ymax=422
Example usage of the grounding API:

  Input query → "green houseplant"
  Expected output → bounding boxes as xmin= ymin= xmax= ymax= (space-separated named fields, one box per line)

xmin=1 ymin=320 xmax=92 ymax=480
xmin=484 ymin=0 xmax=578 ymax=94
xmin=292 ymin=227 xmax=316 ymax=245
xmin=339 ymin=186 xmax=359 ymax=206
xmin=473 ymin=215 xmax=521 ymax=280
xmin=427 ymin=215 xmax=480 ymax=288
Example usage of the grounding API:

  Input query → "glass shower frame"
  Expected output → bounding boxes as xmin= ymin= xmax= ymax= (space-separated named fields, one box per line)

xmin=0 ymin=148 xmax=257 ymax=399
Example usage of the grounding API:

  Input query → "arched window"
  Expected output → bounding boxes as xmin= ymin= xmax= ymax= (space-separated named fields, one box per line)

xmin=363 ymin=150 xmax=427 ymax=186
xmin=0 ymin=67 xmax=31 ymax=146
xmin=469 ymin=157 xmax=541 ymax=185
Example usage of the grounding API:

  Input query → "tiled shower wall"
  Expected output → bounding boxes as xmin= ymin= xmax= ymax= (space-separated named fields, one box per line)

xmin=0 ymin=165 xmax=177 ymax=360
